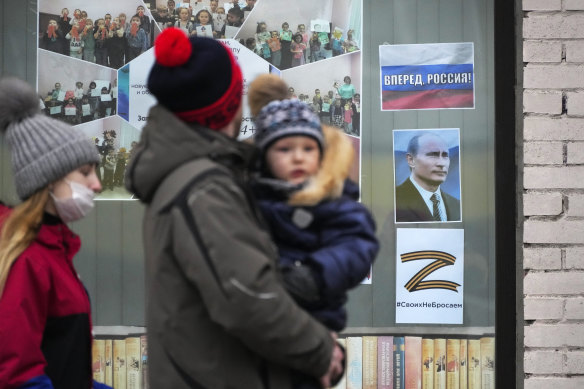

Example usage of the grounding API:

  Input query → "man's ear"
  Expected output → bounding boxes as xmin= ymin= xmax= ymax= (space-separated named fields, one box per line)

xmin=406 ymin=153 xmax=415 ymax=168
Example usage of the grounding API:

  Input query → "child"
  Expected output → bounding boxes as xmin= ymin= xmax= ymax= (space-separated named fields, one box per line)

xmin=250 ymin=89 xmax=378 ymax=389
xmin=220 ymin=7 xmax=243 ymax=38
xmin=58 ymin=8 xmax=73 ymax=46
xmin=41 ymin=19 xmax=65 ymax=54
xmin=80 ymin=95 xmax=93 ymax=123
xmin=134 ymin=5 xmax=151 ymax=39
xmin=279 ymin=22 xmax=293 ymax=69
xmin=107 ymin=17 xmax=126 ymax=68
xmin=63 ymin=96 xmax=78 ymax=124
xmin=351 ymin=93 xmax=360 ymax=136
xmin=245 ymin=37 xmax=256 ymax=52
xmin=74 ymin=81 xmax=84 ymax=101
xmin=175 ymin=7 xmax=194 ymax=35
xmin=320 ymin=95 xmax=331 ymax=125
xmin=65 ymin=22 xmax=84 ymax=59
xmin=111 ymin=79 xmax=118 ymax=115
xmin=93 ymin=19 xmax=109 ymax=66
xmin=193 ymin=9 xmax=214 ymax=38
xmin=97 ymin=87 xmax=113 ymax=118
xmin=81 ymin=18 xmax=95 ymax=62
xmin=213 ymin=6 xmax=226 ymax=35
xmin=113 ymin=147 xmax=127 ymax=187
xmin=330 ymin=98 xmax=343 ymax=128
xmin=297 ymin=24 xmax=309 ymax=62
xmin=267 ymin=31 xmax=281 ymax=67
xmin=309 ymin=31 xmax=323 ymax=62
xmin=255 ymin=22 xmax=271 ymax=61
xmin=342 ymin=101 xmax=353 ymax=135
xmin=331 ymin=28 xmax=344 ymax=57
xmin=103 ymin=149 xmax=117 ymax=191
xmin=343 ymin=29 xmax=359 ymax=52
xmin=126 ymin=15 xmax=148 ymax=61
xmin=290 ymin=33 xmax=306 ymax=67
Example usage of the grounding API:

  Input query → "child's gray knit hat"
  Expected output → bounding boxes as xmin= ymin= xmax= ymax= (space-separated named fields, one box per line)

xmin=253 ymin=98 xmax=325 ymax=153
xmin=0 ymin=77 xmax=100 ymax=200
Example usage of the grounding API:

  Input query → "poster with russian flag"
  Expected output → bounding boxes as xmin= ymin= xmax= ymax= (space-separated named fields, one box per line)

xmin=379 ymin=42 xmax=475 ymax=111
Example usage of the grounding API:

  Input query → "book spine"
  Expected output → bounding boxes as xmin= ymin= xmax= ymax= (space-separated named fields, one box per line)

xmin=346 ymin=337 xmax=363 ymax=389
xmin=92 ymin=339 xmax=105 ymax=383
xmin=105 ymin=339 xmax=113 ymax=386
xmin=332 ymin=338 xmax=347 ymax=389
xmin=113 ymin=339 xmax=127 ymax=389
xmin=467 ymin=340 xmax=481 ymax=389
xmin=433 ymin=339 xmax=446 ymax=389
xmin=405 ymin=336 xmax=422 ymax=389
xmin=422 ymin=338 xmax=434 ymax=389
xmin=459 ymin=340 xmax=467 ymax=389
xmin=377 ymin=336 xmax=394 ymax=389
xmin=480 ymin=337 xmax=495 ymax=389
xmin=446 ymin=339 xmax=460 ymax=389
xmin=141 ymin=335 xmax=149 ymax=389
xmin=362 ymin=336 xmax=378 ymax=389
xmin=126 ymin=337 xmax=142 ymax=389
xmin=394 ymin=337 xmax=405 ymax=389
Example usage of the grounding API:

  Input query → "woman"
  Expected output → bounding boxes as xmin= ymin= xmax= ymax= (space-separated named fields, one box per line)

xmin=0 ymin=77 xmax=111 ymax=389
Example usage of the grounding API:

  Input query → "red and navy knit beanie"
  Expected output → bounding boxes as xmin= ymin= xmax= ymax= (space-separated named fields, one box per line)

xmin=147 ymin=28 xmax=243 ymax=130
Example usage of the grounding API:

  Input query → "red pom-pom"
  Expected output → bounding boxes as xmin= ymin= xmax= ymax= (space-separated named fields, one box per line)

xmin=154 ymin=28 xmax=192 ymax=67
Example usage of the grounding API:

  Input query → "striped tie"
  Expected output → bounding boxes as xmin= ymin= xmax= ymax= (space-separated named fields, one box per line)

xmin=430 ymin=193 xmax=444 ymax=221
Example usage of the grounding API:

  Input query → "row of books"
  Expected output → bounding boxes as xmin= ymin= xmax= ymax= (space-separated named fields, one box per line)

xmin=332 ymin=335 xmax=495 ymax=389
xmin=92 ymin=336 xmax=148 ymax=389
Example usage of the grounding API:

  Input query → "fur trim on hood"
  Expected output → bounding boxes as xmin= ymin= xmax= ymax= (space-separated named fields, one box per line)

xmin=288 ymin=125 xmax=354 ymax=206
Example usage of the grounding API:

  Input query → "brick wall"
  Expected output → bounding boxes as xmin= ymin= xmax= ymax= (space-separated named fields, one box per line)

xmin=522 ymin=0 xmax=584 ymax=387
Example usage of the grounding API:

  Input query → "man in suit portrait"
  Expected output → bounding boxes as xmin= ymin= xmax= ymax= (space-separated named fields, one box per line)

xmin=395 ymin=131 xmax=461 ymax=222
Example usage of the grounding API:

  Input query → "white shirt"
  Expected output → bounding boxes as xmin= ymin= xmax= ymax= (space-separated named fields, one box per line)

xmin=409 ymin=175 xmax=447 ymax=221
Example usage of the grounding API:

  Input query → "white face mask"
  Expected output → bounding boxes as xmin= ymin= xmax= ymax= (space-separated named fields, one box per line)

xmin=51 ymin=180 xmax=95 ymax=223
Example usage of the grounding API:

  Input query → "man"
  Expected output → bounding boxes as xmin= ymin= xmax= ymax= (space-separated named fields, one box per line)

xmin=395 ymin=132 xmax=461 ymax=222
xmin=125 ymin=28 xmax=343 ymax=389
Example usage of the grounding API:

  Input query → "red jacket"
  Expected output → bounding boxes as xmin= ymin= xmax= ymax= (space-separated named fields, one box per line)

xmin=0 ymin=205 xmax=93 ymax=389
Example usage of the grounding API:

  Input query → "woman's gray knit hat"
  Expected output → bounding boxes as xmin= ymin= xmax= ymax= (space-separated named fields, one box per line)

xmin=0 ymin=77 xmax=100 ymax=200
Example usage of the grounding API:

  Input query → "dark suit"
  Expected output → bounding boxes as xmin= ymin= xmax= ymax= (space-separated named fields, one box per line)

xmin=395 ymin=178 xmax=460 ymax=222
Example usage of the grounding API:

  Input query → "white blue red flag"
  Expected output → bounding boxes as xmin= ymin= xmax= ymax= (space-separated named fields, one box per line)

xmin=379 ymin=42 xmax=475 ymax=111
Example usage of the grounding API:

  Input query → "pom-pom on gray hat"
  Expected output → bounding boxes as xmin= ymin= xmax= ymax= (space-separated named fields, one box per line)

xmin=0 ymin=77 xmax=100 ymax=200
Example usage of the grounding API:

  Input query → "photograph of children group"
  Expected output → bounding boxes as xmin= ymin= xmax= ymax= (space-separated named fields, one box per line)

xmin=151 ymin=0 xmax=256 ymax=39
xmin=236 ymin=0 xmax=361 ymax=70
xmin=283 ymin=47 xmax=361 ymax=137
xmin=38 ymin=0 xmax=157 ymax=69
xmin=76 ymin=117 xmax=141 ymax=200
xmin=38 ymin=49 xmax=118 ymax=126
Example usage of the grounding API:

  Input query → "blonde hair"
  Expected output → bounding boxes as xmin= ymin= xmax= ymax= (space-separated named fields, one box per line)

xmin=0 ymin=188 xmax=50 ymax=296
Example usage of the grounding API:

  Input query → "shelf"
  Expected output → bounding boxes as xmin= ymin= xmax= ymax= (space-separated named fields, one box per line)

xmin=93 ymin=326 xmax=146 ymax=336
xmin=342 ymin=326 xmax=495 ymax=337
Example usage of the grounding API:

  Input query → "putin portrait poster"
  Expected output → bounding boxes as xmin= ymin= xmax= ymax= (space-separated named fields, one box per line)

xmin=379 ymin=42 xmax=475 ymax=110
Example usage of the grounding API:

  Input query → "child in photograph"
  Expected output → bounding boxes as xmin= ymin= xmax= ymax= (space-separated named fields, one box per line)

xmin=74 ymin=81 xmax=84 ymax=102
xmin=311 ymin=95 xmax=321 ymax=114
xmin=343 ymin=29 xmax=359 ymax=52
xmin=241 ymin=0 xmax=256 ymax=12
xmin=279 ymin=22 xmax=293 ymax=69
xmin=153 ymin=6 xmax=174 ymax=30
xmin=331 ymin=29 xmax=344 ymax=57
xmin=41 ymin=19 xmax=65 ymax=54
xmin=111 ymin=79 xmax=118 ymax=115
xmin=213 ymin=6 xmax=226 ymax=34
xmin=65 ymin=22 xmax=84 ymax=59
xmin=102 ymin=149 xmax=117 ymax=191
xmin=58 ymin=8 xmax=73 ymax=54
xmin=69 ymin=9 xmax=82 ymax=27
xmin=297 ymin=24 xmax=309 ymax=62
xmin=81 ymin=18 xmax=95 ymax=62
xmin=134 ymin=5 xmax=151 ymax=38
xmin=63 ymin=97 xmax=78 ymax=125
xmin=249 ymin=79 xmax=378 ymax=389
xmin=320 ymin=95 xmax=331 ymax=125
xmin=255 ymin=22 xmax=271 ymax=61
xmin=267 ymin=31 xmax=281 ymax=67
xmin=245 ymin=37 xmax=256 ymax=52
xmin=93 ymin=19 xmax=109 ymax=66
xmin=342 ymin=101 xmax=353 ymax=135
xmin=80 ymin=95 xmax=93 ymax=123
xmin=87 ymin=81 xmax=100 ymax=116
xmin=107 ymin=17 xmax=126 ymax=68
xmin=220 ymin=7 xmax=243 ymax=38
xmin=330 ymin=98 xmax=343 ymax=128
xmin=113 ymin=148 xmax=127 ymax=187
xmin=290 ymin=33 xmax=306 ymax=67
xmin=193 ymin=9 xmax=215 ymax=38
xmin=351 ymin=93 xmax=360 ymax=136
xmin=118 ymin=13 xmax=130 ymax=32
xmin=50 ymin=82 xmax=64 ymax=102
xmin=126 ymin=15 xmax=148 ymax=61
xmin=97 ymin=87 xmax=113 ymax=118
xmin=309 ymin=31 xmax=323 ymax=62
xmin=175 ymin=7 xmax=194 ymax=35
xmin=209 ymin=0 xmax=219 ymax=14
